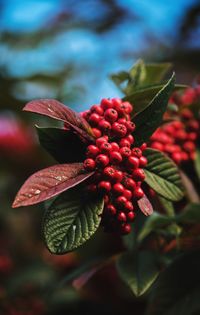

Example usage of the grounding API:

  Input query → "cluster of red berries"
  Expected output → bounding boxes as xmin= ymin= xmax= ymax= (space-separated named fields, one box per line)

xmin=171 ymin=85 xmax=200 ymax=106
xmin=150 ymin=105 xmax=199 ymax=165
xmin=81 ymin=98 xmax=147 ymax=235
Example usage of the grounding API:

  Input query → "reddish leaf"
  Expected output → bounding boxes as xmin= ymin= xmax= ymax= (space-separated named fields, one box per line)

xmin=12 ymin=163 xmax=93 ymax=208
xmin=23 ymin=99 xmax=94 ymax=141
xmin=137 ymin=194 xmax=153 ymax=216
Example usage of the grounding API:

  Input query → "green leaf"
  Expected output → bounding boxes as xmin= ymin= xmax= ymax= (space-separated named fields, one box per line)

xmin=132 ymin=73 xmax=175 ymax=146
xmin=141 ymin=63 xmax=172 ymax=85
xmin=36 ymin=126 xmax=86 ymax=163
xmin=110 ymin=71 xmax=129 ymax=90
xmin=159 ymin=196 xmax=175 ymax=217
xmin=147 ymin=251 xmax=200 ymax=315
xmin=194 ymin=148 xmax=200 ymax=180
xmin=177 ymin=203 xmax=200 ymax=224
xmin=43 ymin=187 xmax=104 ymax=254
xmin=144 ymin=148 xmax=184 ymax=201
xmin=138 ymin=212 xmax=172 ymax=242
xmin=116 ymin=251 xmax=159 ymax=296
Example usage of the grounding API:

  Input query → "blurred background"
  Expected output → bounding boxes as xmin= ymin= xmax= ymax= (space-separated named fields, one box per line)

xmin=0 ymin=0 xmax=200 ymax=314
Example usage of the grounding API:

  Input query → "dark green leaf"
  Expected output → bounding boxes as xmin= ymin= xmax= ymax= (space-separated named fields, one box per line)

xmin=36 ymin=126 xmax=86 ymax=163
xmin=159 ymin=196 xmax=175 ymax=217
xmin=147 ymin=251 xmax=200 ymax=315
xmin=144 ymin=148 xmax=184 ymax=201
xmin=132 ymin=73 xmax=175 ymax=146
xmin=138 ymin=212 xmax=172 ymax=242
xmin=43 ymin=187 xmax=104 ymax=254
xmin=177 ymin=203 xmax=200 ymax=223
xmin=117 ymin=251 xmax=159 ymax=296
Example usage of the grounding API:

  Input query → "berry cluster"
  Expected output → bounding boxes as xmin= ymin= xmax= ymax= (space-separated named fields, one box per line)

xmin=81 ymin=98 xmax=147 ymax=235
xmin=150 ymin=91 xmax=200 ymax=165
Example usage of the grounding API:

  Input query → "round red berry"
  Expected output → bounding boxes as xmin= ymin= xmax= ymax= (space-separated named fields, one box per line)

xmin=113 ymin=183 xmax=125 ymax=195
xmin=100 ymin=98 xmax=113 ymax=110
xmin=96 ymin=136 xmax=108 ymax=147
xmin=124 ymin=177 xmax=136 ymax=190
xmin=103 ymin=166 xmax=116 ymax=180
xmin=110 ymin=142 xmax=120 ymax=151
xmin=98 ymin=181 xmax=111 ymax=193
xmin=100 ymin=142 xmax=112 ymax=153
xmin=119 ymin=138 xmax=131 ymax=148
xmin=125 ymin=134 xmax=134 ymax=144
xmin=151 ymin=141 xmax=164 ymax=151
xmin=96 ymin=154 xmax=109 ymax=168
xmin=92 ymin=128 xmax=102 ymax=138
xmin=125 ymin=121 xmax=136 ymax=133
xmin=134 ymin=187 xmax=144 ymax=199
xmin=89 ymin=113 xmax=101 ymax=126
xmin=140 ymin=143 xmax=147 ymax=151
xmin=86 ymin=145 xmax=100 ymax=158
xmin=127 ymin=156 xmax=139 ymax=169
xmin=110 ymin=151 xmax=122 ymax=164
xmin=139 ymin=156 xmax=147 ymax=167
xmin=127 ymin=211 xmax=135 ymax=221
xmin=91 ymin=105 xmax=104 ymax=115
xmin=120 ymin=146 xmax=131 ymax=158
xmin=106 ymin=204 xmax=117 ymax=216
xmin=116 ymin=196 xmax=127 ymax=208
xmin=123 ymin=189 xmax=132 ymax=200
xmin=99 ymin=119 xmax=111 ymax=133
xmin=112 ymin=122 xmax=127 ymax=138
xmin=118 ymin=118 xmax=127 ymax=124
xmin=104 ymin=108 xmax=118 ymax=123
xmin=121 ymin=223 xmax=131 ymax=234
xmin=113 ymin=170 xmax=123 ymax=182
xmin=132 ymin=168 xmax=145 ymax=181
xmin=84 ymin=158 xmax=96 ymax=171
xmin=124 ymin=201 xmax=134 ymax=211
xmin=117 ymin=212 xmax=126 ymax=222
xmin=132 ymin=148 xmax=142 ymax=158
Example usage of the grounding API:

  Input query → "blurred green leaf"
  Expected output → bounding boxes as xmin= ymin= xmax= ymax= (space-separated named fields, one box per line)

xmin=177 ymin=203 xmax=200 ymax=223
xmin=141 ymin=63 xmax=172 ymax=85
xmin=43 ymin=186 xmax=104 ymax=254
xmin=144 ymin=149 xmax=184 ymax=201
xmin=116 ymin=250 xmax=159 ymax=296
xmin=132 ymin=73 xmax=175 ymax=146
xmin=147 ymin=251 xmax=200 ymax=315
xmin=194 ymin=148 xmax=200 ymax=180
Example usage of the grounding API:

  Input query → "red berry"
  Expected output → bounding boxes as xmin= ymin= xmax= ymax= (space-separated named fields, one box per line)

xmin=183 ymin=141 xmax=196 ymax=152
xmin=91 ymin=105 xmax=104 ymax=115
xmin=119 ymin=138 xmax=131 ymax=148
xmin=111 ymin=98 xmax=122 ymax=108
xmin=100 ymin=142 xmax=112 ymax=153
xmin=125 ymin=121 xmax=136 ymax=133
xmin=110 ymin=151 xmax=122 ymax=164
xmin=96 ymin=154 xmax=109 ymax=168
xmin=98 ymin=181 xmax=111 ymax=193
xmin=120 ymin=146 xmax=131 ymax=158
xmin=92 ymin=128 xmax=102 ymax=138
xmin=100 ymin=98 xmax=113 ymax=110
xmin=86 ymin=145 xmax=100 ymax=158
xmin=122 ymin=101 xmax=133 ymax=114
xmin=104 ymin=108 xmax=118 ymax=123
xmin=106 ymin=204 xmax=117 ymax=216
xmin=132 ymin=148 xmax=142 ymax=158
xmin=139 ymin=156 xmax=147 ymax=167
xmin=83 ymin=158 xmax=96 ymax=171
xmin=99 ymin=120 xmax=111 ymax=133
xmin=110 ymin=142 xmax=120 ymax=151
xmin=125 ymin=134 xmax=134 ymax=144
xmin=116 ymin=196 xmax=127 ymax=207
xmin=124 ymin=201 xmax=134 ymax=211
xmin=134 ymin=187 xmax=144 ymax=199
xmin=188 ymin=120 xmax=199 ymax=131
xmin=117 ymin=212 xmax=126 ymax=222
xmin=181 ymin=108 xmax=193 ymax=120
xmin=123 ymin=189 xmax=132 ymax=200
xmin=81 ymin=110 xmax=90 ymax=119
xmin=132 ymin=168 xmax=145 ymax=181
xmin=103 ymin=166 xmax=116 ymax=180
xmin=104 ymin=194 xmax=109 ymax=205
xmin=121 ymin=223 xmax=131 ymax=234
xmin=112 ymin=122 xmax=127 ymax=137
xmin=140 ymin=143 xmax=147 ymax=151
xmin=127 ymin=156 xmax=139 ymax=169
xmin=89 ymin=113 xmax=101 ymax=126
xmin=151 ymin=141 xmax=164 ymax=151
xmin=187 ymin=132 xmax=197 ymax=141
xmin=124 ymin=177 xmax=136 ymax=190
xmin=96 ymin=136 xmax=108 ymax=147
xmin=127 ymin=211 xmax=135 ymax=221
xmin=118 ymin=118 xmax=127 ymax=124
xmin=113 ymin=170 xmax=123 ymax=182
xmin=171 ymin=152 xmax=182 ymax=164
xmin=113 ymin=183 xmax=125 ymax=195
